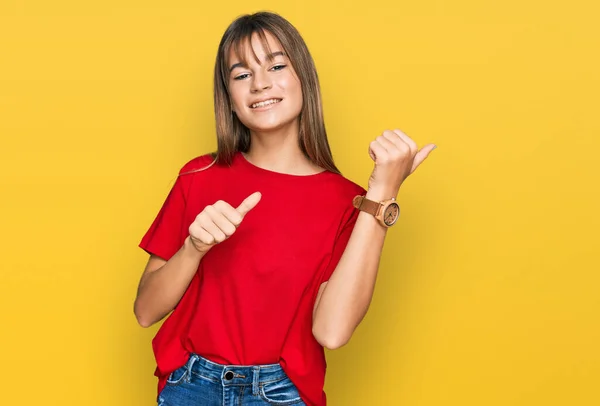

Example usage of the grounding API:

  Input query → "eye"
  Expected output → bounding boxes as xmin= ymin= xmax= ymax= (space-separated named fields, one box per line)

xmin=271 ymin=64 xmax=286 ymax=71
xmin=234 ymin=73 xmax=250 ymax=81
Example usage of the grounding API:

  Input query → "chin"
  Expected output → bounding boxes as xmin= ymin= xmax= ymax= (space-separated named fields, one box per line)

xmin=243 ymin=117 xmax=300 ymax=134
xmin=247 ymin=123 xmax=288 ymax=133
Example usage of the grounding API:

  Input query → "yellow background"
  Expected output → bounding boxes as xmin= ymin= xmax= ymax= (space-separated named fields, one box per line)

xmin=1 ymin=0 xmax=599 ymax=405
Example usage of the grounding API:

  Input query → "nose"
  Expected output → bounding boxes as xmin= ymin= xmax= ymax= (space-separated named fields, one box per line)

xmin=251 ymin=70 xmax=272 ymax=93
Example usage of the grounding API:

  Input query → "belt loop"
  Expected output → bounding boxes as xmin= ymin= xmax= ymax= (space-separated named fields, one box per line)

xmin=186 ymin=354 xmax=199 ymax=383
xmin=252 ymin=366 xmax=260 ymax=396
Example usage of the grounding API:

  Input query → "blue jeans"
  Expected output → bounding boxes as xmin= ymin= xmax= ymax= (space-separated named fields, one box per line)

xmin=158 ymin=353 xmax=307 ymax=405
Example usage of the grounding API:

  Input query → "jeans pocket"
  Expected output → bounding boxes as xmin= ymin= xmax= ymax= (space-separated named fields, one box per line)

xmin=165 ymin=365 xmax=188 ymax=387
xmin=259 ymin=377 xmax=304 ymax=405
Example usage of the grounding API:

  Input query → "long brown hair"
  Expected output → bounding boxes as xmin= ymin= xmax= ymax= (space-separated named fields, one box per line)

xmin=208 ymin=11 xmax=340 ymax=174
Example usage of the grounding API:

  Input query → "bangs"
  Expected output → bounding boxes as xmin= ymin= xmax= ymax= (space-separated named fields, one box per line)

xmin=222 ymin=26 xmax=281 ymax=82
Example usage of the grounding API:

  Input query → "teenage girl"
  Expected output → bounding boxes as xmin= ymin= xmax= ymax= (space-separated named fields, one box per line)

xmin=134 ymin=11 xmax=436 ymax=406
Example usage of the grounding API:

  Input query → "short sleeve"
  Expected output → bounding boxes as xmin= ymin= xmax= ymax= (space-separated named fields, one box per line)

xmin=320 ymin=206 xmax=360 ymax=283
xmin=139 ymin=173 xmax=189 ymax=262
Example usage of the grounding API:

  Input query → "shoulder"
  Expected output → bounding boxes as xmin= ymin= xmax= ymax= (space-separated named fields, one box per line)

xmin=318 ymin=173 xmax=365 ymax=229
xmin=177 ymin=152 xmax=218 ymax=177
xmin=324 ymin=172 xmax=367 ymax=200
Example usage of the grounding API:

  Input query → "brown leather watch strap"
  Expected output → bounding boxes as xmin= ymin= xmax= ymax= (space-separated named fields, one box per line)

xmin=352 ymin=195 xmax=381 ymax=216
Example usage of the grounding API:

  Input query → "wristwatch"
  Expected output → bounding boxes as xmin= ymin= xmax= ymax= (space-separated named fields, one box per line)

xmin=352 ymin=195 xmax=400 ymax=228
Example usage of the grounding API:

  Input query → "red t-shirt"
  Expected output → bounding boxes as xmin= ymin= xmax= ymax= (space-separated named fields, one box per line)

xmin=139 ymin=151 xmax=366 ymax=405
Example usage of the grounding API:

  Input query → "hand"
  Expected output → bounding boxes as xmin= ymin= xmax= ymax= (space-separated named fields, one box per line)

xmin=188 ymin=191 xmax=262 ymax=253
xmin=367 ymin=129 xmax=436 ymax=198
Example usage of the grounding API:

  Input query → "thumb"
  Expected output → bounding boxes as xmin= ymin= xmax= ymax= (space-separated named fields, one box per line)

xmin=236 ymin=191 xmax=262 ymax=216
xmin=411 ymin=144 xmax=437 ymax=173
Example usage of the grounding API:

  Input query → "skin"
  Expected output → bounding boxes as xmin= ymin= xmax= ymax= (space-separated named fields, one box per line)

xmin=134 ymin=31 xmax=437 ymax=351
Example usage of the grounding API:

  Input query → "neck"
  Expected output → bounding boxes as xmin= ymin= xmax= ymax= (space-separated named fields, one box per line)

xmin=245 ymin=122 xmax=323 ymax=176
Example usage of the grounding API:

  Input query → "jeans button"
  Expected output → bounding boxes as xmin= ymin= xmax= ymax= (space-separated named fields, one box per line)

xmin=224 ymin=371 xmax=234 ymax=380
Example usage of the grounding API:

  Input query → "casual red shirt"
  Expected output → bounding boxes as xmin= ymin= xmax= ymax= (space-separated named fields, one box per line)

xmin=139 ymin=151 xmax=365 ymax=405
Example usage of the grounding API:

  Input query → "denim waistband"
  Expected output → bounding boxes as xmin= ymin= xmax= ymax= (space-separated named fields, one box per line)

xmin=182 ymin=353 xmax=287 ymax=387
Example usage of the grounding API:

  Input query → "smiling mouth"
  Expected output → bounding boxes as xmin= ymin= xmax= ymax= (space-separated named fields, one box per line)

xmin=250 ymin=98 xmax=282 ymax=109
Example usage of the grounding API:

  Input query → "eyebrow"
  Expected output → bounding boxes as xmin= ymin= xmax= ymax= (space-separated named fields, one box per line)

xmin=229 ymin=51 xmax=286 ymax=73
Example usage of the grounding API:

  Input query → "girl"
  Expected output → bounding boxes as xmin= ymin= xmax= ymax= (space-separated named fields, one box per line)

xmin=135 ymin=11 xmax=436 ymax=406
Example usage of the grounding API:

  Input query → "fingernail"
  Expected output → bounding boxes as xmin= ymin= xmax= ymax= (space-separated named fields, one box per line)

xmin=432 ymin=145 xmax=438 ymax=150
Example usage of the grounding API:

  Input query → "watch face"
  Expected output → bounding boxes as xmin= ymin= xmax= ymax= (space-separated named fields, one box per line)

xmin=383 ymin=202 xmax=400 ymax=226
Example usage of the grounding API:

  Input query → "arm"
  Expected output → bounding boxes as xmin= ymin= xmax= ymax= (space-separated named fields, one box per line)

xmin=311 ymin=189 xmax=388 ymax=350
xmin=134 ymin=236 xmax=205 ymax=327
xmin=312 ymin=129 xmax=437 ymax=349
xmin=134 ymin=192 xmax=262 ymax=328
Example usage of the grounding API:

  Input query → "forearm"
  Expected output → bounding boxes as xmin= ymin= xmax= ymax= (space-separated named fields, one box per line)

xmin=313 ymin=189 xmax=391 ymax=349
xmin=135 ymin=236 xmax=205 ymax=327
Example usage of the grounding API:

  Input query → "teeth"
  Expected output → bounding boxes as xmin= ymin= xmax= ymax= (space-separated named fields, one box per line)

xmin=251 ymin=99 xmax=281 ymax=108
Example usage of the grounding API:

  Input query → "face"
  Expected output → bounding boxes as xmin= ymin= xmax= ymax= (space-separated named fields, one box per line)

xmin=227 ymin=31 xmax=303 ymax=135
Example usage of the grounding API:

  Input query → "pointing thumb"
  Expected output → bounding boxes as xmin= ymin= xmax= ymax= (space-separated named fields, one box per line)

xmin=236 ymin=191 xmax=262 ymax=216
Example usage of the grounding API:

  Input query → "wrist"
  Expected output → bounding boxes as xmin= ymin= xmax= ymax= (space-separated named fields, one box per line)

xmin=365 ymin=188 xmax=398 ymax=202
xmin=354 ymin=191 xmax=401 ymax=228
xmin=184 ymin=235 xmax=206 ymax=257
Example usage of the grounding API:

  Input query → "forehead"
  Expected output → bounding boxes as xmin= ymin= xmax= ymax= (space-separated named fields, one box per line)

xmin=227 ymin=30 xmax=285 ymax=65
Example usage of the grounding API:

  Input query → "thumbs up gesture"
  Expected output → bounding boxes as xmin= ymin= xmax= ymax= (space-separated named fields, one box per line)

xmin=188 ymin=192 xmax=262 ymax=253
xmin=367 ymin=129 xmax=436 ymax=198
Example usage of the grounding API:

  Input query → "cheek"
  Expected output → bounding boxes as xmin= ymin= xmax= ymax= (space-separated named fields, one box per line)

xmin=228 ymin=84 xmax=246 ymax=109
xmin=229 ymin=92 xmax=242 ymax=110
xmin=232 ymin=99 xmax=244 ymax=112
xmin=283 ymin=77 xmax=303 ymax=106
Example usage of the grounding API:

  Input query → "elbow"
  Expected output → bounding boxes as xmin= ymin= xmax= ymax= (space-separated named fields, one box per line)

xmin=134 ymin=301 xmax=155 ymax=328
xmin=312 ymin=324 xmax=350 ymax=350
xmin=136 ymin=316 xmax=154 ymax=329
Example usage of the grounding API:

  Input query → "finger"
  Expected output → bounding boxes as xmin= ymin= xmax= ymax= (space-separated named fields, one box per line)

xmin=375 ymin=134 xmax=396 ymax=153
xmin=190 ymin=224 xmax=216 ymax=245
xmin=199 ymin=219 xmax=228 ymax=243
xmin=204 ymin=205 xmax=237 ymax=236
xmin=236 ymin=191 xmax=262 ymax=216
xmin=368 ymin=142 xmax=376 ymax=161
xmin=411 ymin=143 xmax=437 ymax=173
xmin=213 ymin=200 xmax=243 ymax=229
xmin=382 ymin=130 xmax=408 ymax=149
xmin=392 ymin=129 xmax=418 ymax=155
xmin=382 ymin=130 xmax=411 ymax=155
xmin=369 ymin=139 xmax=387 ymax=163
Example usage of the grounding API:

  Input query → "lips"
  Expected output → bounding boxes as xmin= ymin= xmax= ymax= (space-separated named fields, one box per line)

xmin=250 ymin=98 xmax=282 ymax=109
